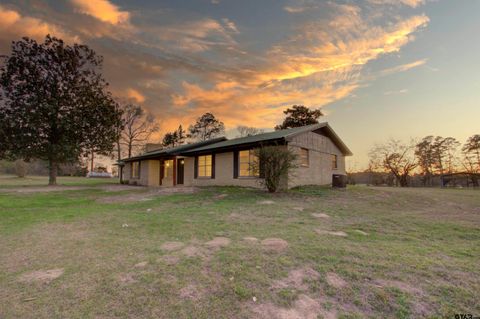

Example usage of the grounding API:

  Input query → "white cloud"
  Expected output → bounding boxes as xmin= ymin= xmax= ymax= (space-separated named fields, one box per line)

xmin=70 ymin=0 xmax=130 ymax=25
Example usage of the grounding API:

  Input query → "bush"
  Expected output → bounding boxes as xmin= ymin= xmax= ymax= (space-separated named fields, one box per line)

xmin=14 ymin=160 xmax=28 ymax=177
xmin=254 ymin=145 xmax=297 ymax=193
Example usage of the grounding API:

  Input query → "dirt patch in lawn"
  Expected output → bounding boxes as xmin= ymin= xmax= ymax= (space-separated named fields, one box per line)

xmin=272 ymin=267 xmax=320 ymax=290
xmin=311 ymin=213 xmax=330 ymax=218
xmin=374 ymin=279 xmax=422 ymax=295
xmin=97 ymin=187 xmax=198 ymax=203
xmin=251 ymin=294 xmax=336 ymax=319
xmin=158 ymin=255 xmax=180 ymax=265
xmin=258 ymin=200 xmax=275 ymax=205
xmin=315 ymin=229 xmax=348 ymax=237
xmin=118 ymin=273 xmax=137 ymax=285
xmin=181 ymin=245 xmax=207 ymax=258
xmin=261 ymin=238 xmax=288 ymax=252
xmin=326 ymin=272 xmax=347 ymax=289
xmin=161 ymin=241 xmax=184 ymax=251
xmin=1 ymin=186 xmax=85 ymax=194
xmin=205 ymin=237 xmax=231 ymax=248
xmin=134 ymin=261 xmax=148 ymax=268
xmin=19 ymin=268 xmax=64 ymax=283
xmin=179 ymin=284 xmax=204 ymax=300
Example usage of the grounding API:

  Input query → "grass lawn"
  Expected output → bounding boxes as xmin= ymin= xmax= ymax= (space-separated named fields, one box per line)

xmin=0 ymin=176 xmax=479 ymax=318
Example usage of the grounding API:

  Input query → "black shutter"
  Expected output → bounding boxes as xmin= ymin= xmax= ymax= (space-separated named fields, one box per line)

xmin=233 ymin=150 xmax=239 ymax=178
xmin=194 ymin=156 xmax=198 ymax=179
xmin=211 ymin=154 xmax=215 ymax=179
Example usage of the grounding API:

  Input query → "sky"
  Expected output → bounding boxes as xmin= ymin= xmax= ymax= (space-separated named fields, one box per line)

xmin=0 ymin=0 xmax=479 ymax=169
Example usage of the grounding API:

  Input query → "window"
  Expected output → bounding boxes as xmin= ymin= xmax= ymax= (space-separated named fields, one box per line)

xmin=131 ymin=161 xmax=140 ymax=178
xmin=197 ymin=155 xmax=212 ymax=177
xmin=163 ymin=160 xmax=173 ymax=178
xmin=300 ymin=148 xmax=309 ymax=167
xmin=239 ymin=150 xmax=259 ymax=177
xmin=331 ymin=154 xmax=338 ymax=169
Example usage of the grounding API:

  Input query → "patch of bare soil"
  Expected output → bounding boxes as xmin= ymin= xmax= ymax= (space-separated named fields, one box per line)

xmin=272 ymin=267 xmax=320 ymax=290
xmin=261 ymin=238 xmax=289 ymax=252
xmin=315 ymin=229 xmax=348 ymax=237
xmin=214 ymin=193 xmax=228 ymax=199
xmin=251 ymin=294 xmax=336 ymax=319
xmin=118 ymin=273 xmax=137 ymax=285
xmin=97 ymin=187 xmax=198 ymax=203
xmin=160 ymin=241 xmax=184 ymax=251
xmin=1 ymin=186 xmax=85 ymax=193
xmin=374 ymin=279 xmax=422 ymax=295
xmin=180 ymin=245 xmax=207 ymax=258
xmin=326 ymin=272 xmax=347 ymax=289
xmin=205 ymin=237 xmax=231 ymax=249
xmin=158 ymin=255 xmax=180 ymax=265
xmin=311 ymin=213 xmax=330 ymax=218
xmin=292 ymin=207 xmax=304 ymax=211
xmin=18 ymin=268 xmax=64 ymax=283
xmin=134 ymin=261 xmax=148 ymax=268
xmin=179 ymin=284 xmax=204 ymax=300
xmin=258 ymin=200 xmax=275 ymax=205
xmin=100 ymin=185 xmax=146 ymax=192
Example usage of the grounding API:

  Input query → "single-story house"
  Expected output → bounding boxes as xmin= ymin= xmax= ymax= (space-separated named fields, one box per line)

xmin=120 ymin=122 xmax=352 ymax=189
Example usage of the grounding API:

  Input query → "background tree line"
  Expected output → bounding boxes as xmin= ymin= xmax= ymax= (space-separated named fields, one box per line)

xmin=364 ymin=135 xmax=479 ymax=187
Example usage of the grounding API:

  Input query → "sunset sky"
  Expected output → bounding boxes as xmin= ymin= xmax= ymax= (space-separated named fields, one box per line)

xmin=0 ymin=0 xmax=478 ymax=168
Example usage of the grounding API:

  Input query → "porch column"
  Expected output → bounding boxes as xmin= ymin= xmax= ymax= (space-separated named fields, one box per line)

xmin=173 ymin=157 xmax=177 ymax=186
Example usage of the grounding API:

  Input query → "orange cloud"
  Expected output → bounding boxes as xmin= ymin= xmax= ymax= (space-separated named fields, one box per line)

xmin=368 ymin=0 xmax=425 ymax=8
xmin=71 ymin=0 xmax=130 ymax=25
xmin=126 ymin=88 xmax=146 ymax=103
xmin=0 ymin=5 xmax=74 ymax=42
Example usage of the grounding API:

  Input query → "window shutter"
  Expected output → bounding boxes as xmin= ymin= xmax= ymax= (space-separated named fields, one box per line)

xmin=233 ymin=151 xmax=239 ymax=178
xmin=194 ymin=156 xmax=198 ymax=179
xmin=211 ymin=154 xmax=216 ymax=179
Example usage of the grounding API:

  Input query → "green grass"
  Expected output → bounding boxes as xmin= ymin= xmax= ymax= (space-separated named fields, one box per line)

xmin=0 ymin=176 xmax=479 ymax=318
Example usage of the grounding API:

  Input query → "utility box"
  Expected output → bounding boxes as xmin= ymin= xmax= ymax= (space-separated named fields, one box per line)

xmin=332 ymin=174 xmax=347 ymax=188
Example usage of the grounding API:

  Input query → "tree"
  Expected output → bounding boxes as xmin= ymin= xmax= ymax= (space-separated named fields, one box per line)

xmin=369 ymin=139 xmax=417 ymax=187
xmin=431 ymin=136 xmax=459 ymax=175
xmin=119 ymin=104 xmax=159 ymax=158
xmin=253 ymin=145 xmax=297 ymax=192
xmin=14 ymin=160 xmax=28 ymax=178
xmin=236 ymin=125 xmax=264 ymax=138
xmin=188 ymin=112 xmax=225 ymax=141
xmin=162 ymin=125 xmax=186 ymax=148
xmin=461 ymin=134 xmax=480 ymax=187
xmin=415 ymin=136 xmax=436 ymax=186
xmin=275 ymin=105 xmax=323 ymax=130
xmin=0 ymin=35 xmax=122 ymax=185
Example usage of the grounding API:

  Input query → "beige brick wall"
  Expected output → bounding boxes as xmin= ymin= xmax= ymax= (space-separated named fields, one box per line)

xmin=123 ymin=160 xmax=160 ymax=186
xmin=287 ymin=131 xmax=346 ymax=188
xmin=184 ymin=152 xmax=263 ymax=188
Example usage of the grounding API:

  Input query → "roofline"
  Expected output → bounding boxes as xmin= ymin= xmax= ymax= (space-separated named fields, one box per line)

xmin=284 ymin=123 xmax=353 ymax=156
xmin=181 ymin=138 xmax=286 ymax=155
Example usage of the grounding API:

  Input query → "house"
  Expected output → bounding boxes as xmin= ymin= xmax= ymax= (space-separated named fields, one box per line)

xmin=120 ymin=123 xmax=352 ymax=189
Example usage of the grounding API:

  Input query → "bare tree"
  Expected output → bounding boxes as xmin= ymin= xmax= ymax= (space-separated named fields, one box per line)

xmin=369 ymin=139 xmax=417 ymax=187
xmin=119 ymin=104 xmax=159 ymax=158
xmin=461 ymin=134 xmax=480 ymax=186
xmin=252 ymin=145 xmax=297 ymax=192
xmin=415 ymin=136 xmax=436 ymax=186
xmin=236 ymin=126 xmax=265 ymax=138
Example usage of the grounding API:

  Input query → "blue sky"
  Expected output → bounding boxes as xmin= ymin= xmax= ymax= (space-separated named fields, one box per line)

xmin=0 ymin=0 xmax=478 ymax=168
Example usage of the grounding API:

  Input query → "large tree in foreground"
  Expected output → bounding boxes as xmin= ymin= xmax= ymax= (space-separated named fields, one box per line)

xmin=188 ymin=112 xmax=225 ymax=141
xmin=0 ymin=35 xmax=122 ymax=185
xmin=275 ymin=105 xmax=323 ymax=130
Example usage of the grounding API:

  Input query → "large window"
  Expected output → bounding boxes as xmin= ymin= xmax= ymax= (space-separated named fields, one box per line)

xmin=331 ymin=154 xmax=338 ymax=170
xmin=131 ymin=161 xmax=140 ymax=178
xmin=300 ymin=148 xmax=309 ymax=167
xmin=197 ymin=155 xmax=212 ymax=177
xmin=239 ymin=150 xmax=259 ymax=177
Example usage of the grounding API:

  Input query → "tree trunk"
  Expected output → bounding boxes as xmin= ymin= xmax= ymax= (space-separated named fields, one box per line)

xmin=117 ymin=138 xmax=122 ymax=161
xmin=90 ymin=151 xmax=94 ymax=172
xmin=48 ymin=159 xmax=57 ymax=185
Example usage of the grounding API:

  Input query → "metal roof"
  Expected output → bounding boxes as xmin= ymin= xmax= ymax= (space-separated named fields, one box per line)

xmin=121 ymin=123 xmax=352 ymax=162
xmin=183 ymin=122 xmax=353 ymax=156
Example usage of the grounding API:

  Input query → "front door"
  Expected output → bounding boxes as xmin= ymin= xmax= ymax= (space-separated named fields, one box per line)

xmin=177 ymin=158 xmax=184 ymax=185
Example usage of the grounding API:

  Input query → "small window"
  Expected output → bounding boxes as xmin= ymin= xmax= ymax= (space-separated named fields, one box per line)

xmin=131 ymin=161 xmax=140 ymax=178
xmin=239 ymin=150 xmax=259 ymax=177
xmin=300 ymin=148 xmax=309 ymax=167
xmin=331 ymin=154 xmax=338 ymax=170
xmin=198 ymin=155 xmax=212 ymax=177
